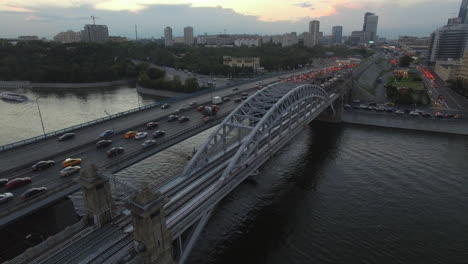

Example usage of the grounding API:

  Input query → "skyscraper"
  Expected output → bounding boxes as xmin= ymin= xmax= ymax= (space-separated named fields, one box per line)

xmin=332 ymin=26 xmax=343 ymax=44
xmin=309 ymin=20 xmax=320 ymax=46
xmin=458 ymin=0 xmax=468 ymax=24
xmin=428 ymin=24 xmax=468 ymax=62
xmin=363 ymin=12 xmax=378 ymax=42
xmin=82 ymin=24 xmax=109 ymax=43
xmin=184 ymin=26 xmax=194 ymax=46
xmin=164 ymin=27 xmax=173 ymax=47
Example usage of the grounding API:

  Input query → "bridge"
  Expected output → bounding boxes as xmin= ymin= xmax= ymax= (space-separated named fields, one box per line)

xmin=0 ymin=65 xmax=346 ymax=227
xmin=3 ymin=68 xmax=351 ymax=264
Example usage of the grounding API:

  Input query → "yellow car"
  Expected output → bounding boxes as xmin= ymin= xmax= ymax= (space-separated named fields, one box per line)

xmin=62 ymin=158 xmax=81 ymax=168
xmin=124 ymin=131 xmax=137 ymax=139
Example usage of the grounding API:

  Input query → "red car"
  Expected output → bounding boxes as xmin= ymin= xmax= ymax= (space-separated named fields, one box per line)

xmin=146 ymin=122 xmax=159 ymax=129
xmin=197 ymin=105 xmax=205 ymax=111
xmin=6 ymin=177 xmax=32 ymax=189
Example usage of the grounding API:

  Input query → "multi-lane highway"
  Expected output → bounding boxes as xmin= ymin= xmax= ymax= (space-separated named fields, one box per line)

xmin=0 ymin=66 xmax=334 ymax=223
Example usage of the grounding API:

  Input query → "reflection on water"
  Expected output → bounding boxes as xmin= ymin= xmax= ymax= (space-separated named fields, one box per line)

xmin=0 ymin=86 xmax=165 ymax=145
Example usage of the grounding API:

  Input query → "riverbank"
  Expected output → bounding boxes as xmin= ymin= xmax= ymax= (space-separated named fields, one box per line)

xmin=0 ymin=80 xmax=134 ymax=89
xmin=342 ymin=110 xmax=468 ymax=136
xmin=136 ymin=85 xmax=185 ymax=97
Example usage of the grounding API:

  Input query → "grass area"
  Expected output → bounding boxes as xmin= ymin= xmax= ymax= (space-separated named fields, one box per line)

xmin=394 ymin=72 xmax=424 ymax=91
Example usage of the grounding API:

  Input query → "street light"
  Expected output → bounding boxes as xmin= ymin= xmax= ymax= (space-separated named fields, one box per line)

xmin=35 ymin=96 xmax=46 ymax=137
xmin=104 ymin=110 xmax=114 ymax=131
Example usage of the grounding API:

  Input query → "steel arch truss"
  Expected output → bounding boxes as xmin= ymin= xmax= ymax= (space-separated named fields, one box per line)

xmin=182 ymin=82 xmax=329 ymax=178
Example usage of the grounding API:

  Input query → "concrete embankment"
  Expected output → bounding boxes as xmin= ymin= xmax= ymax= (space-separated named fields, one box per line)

xmin=136 ymin=85 xmax=184 ymax=97
xmin=342 ymin=110 xmax=468 ymax=136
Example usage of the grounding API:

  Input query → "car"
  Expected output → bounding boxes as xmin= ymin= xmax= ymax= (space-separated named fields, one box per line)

xmin=96 ymin=140 xmax=112 ymax=148
xmin=222 ymin=97 xmax=230 ymax=102
xmin=369 ymin=102 xmax=377 ymax=106
xmin=173 ymin=107 xmax=185 ymax=114
xmin=106 ymin=147 xmax=124 ymax=157
xmin=444 ymin=113 xmax=453 ymax=118
xmin=0 ymin=178 xmax=8 ymax=186
xmin=394 ymin=110 xmax=405 ymax=115
xmin=234 ymin=98 xmax=242 ymax=103
xmin=58 ymin=133 xmax=76 ymax=141
xmin=161 ymin=103 xmax=170 ymax=109
xmin=124 ymin=131 xmax=138 ymax=139
xmin=352 ymin=99 xmax=361 ymax=103
xmin=422 ymin=113 xmax=432 ymax=118
xmin=60 ymin=166 xmax=81 ymax=177
xmin=435 ymin=112 xmax=444 ymax=118
xmin=197 ymin=105 xmax=205 ymax=111
xmin=168 ymin=115 xmax=179 ymax=122
xmin=344 ymin=104 xmax=351 ymax=109
xmin=0 ymin=193 xmax=14 ymax=204
xmin=99 ymin=130 xmax=114 ymax=139
xmin=146 ymin=122 xmax=159 ymax=129
xmin=241 ymin=92 xmax=248 ymax=97
xmin=178 ymin=116 xmax=190 ymax=123
xmin=62 ymin=158 xmax=81 ymax=167
xmin=6 ymin=177 xmax=32 ymax=189
xmin=32 ymin=160 xmax=55 ymax=171
xmin=241 ymin=95 xmax=248 ymax=100
xmin=135 ymin=132 xmax=148 ymax=140
xmin=376 ymin=107 xmax=385 ymax=112
xmin=22 ymin=187 xmax=47 ymax=200
xmin=152 ymin=130 xmax=166 ymax=138
xmin=141 ymin=140 xmax=157 ymax=148
xmin=454 ymin=114 xmax=462 ymax=119
xmin=203 ymin=116 xmax=215 ymax=123
xmin=232 ymin=87 xmax=239 ymax=91
xmin=403 ymin=109 xmax=411 ymax=114
xmin=409 ymin=111 xmax=420 ymax=116
xmin=386 ymin=102 xmax=395 ymax=106
xmin=189 ymin=101 xmax=197 ymax=106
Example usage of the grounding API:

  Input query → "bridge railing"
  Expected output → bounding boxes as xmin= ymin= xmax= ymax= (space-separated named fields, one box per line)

xmin=0 ymin=70 xmax=304 ymax=153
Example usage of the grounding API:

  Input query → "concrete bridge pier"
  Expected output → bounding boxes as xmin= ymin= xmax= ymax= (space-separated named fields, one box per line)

xmin=126 ymin=185 xmax=174 ymax=264
xmin=74 ymin=164 xmax=115 ymax=226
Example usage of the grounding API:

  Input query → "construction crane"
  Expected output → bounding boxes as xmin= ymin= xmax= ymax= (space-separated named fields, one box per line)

xmin=90 ymin=15 xmax=99 ymax=25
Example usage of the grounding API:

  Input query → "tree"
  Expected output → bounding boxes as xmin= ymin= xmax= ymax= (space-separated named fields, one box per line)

xmin=184 ymin=77 xmax=199 ymax=92
xmin=398 ymin=55 xmax=414 ymax=67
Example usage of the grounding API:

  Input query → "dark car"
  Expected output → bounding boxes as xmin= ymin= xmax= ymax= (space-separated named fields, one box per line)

xmin=152 ymin=130 xmax=166 ymax=138
xmin=106 ymin=147 xmax=124 ymax=157
xmin=234 ymin=98 xmax=242 ymax=103
xmin=241 ymin=95 xmax=248 ymax=100
xmin=32 ymin=160 xmax=55 ymax=171
xmin=161 ymin=103 xmax=170 ymax=109
xmin=368 ymin=102 xmax=377 ymax=106
xmin=168 ymin=115 xmax=179 ymax=122
xmin=403 ymin=109 xmax=411 ymax=114
xmin=58 ymin=133 xmax=76 ymax=141
xmin=99 ymin=130 xmax=114 ymax=139
xmin=22 ymin=187 xmax=47 ymax=200
xmin=96 ymin=139 xmax=112 ymax=148
xmin=445 ymin=113 xmax=453 ymax=118
xmin=178 ymin=116 xmax=190 ymax=123
xmin=0 ymin=178 xmax=8 ymax=186
xmin=146 ymin=122 xmax=159 ymax=129
xmin=232 ymin=87 xmax=239 ymax=91
xmin=6 ymin=177 xmax=32 ymax=189
xmin=222 ymin=97 xmax=230 ymax=102
xmin=241 ymin=92 xmax=248 ymax=97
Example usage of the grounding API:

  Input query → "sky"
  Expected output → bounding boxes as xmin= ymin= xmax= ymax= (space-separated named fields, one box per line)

xmin=0 ymin=0 xmax=463 ymax=39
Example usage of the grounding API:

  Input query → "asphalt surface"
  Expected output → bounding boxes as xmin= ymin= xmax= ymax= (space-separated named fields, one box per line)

xmin=0 ymin=66 xmax=330 ymax=215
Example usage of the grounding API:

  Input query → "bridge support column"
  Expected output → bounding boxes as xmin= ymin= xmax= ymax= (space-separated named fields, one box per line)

xmin=74 ymin=164 xmax=114 ymax=226
xmin=126 ymin=185 xmax=174 ymax=264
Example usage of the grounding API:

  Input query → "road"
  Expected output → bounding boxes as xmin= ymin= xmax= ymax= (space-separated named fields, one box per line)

xmin=429 ymin=72 xmax=468 ymax=111
xmin=0 ymin=66 xmax=331 ymax=218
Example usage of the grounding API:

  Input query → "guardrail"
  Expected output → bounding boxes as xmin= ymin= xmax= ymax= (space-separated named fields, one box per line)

xmin=0 ymin=69 xmax=308 ymax=153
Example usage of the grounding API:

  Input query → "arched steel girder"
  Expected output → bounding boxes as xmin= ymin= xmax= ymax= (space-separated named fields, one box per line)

xmin=219 ymin=83 xmax=329 ymax=181
xmin=182 ymin=82 xmax=329 ymax=179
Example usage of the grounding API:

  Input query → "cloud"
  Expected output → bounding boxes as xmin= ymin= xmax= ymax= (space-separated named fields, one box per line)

xmin=0 ymin=4 xmax=35 ymax=13
xmin=294 ymin=2 xmax=313 ymax=8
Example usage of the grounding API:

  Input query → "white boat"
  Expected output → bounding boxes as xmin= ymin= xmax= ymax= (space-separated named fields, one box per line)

xmin=1 ymin=92 xmax=28 ymax=102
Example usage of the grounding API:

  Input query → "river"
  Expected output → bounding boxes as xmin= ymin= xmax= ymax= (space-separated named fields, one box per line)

xmin=1 ymin=87 xmax=467 ymax=263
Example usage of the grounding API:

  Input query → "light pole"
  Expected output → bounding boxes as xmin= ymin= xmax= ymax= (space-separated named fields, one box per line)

xmin=35 ymin=96 xmax=46 ymax=137
xmin=104 ymin=110 xmax=114 ymax=131
xmin=136 ymin=91 xmax=141 ymax=109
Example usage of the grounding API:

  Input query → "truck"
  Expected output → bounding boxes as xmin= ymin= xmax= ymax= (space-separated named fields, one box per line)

xmin=212 ymin=96 xmax=223 ymax=105
xmin=201 ymin=105 xmax=220 ymax=117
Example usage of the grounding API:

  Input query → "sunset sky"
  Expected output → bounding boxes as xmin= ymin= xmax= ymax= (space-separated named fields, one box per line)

xmin=0 ymin=0 xmax=463 ymax=39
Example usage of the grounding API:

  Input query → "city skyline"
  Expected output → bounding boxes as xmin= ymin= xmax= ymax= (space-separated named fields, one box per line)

xmin=0 ymin=0 xmax=462 ymax=39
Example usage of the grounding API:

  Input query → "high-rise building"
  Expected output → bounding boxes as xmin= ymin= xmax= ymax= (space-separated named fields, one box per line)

xmin=164 ymin=27 xmax=173 ymax=47
xmin=82 ymin=24 xmax=109 ymax=43
xmin=309 ymin=20 xmax=320 ymax=47
xmin=363 ymin=12 xmax=378 ymax=42
xmin=332 ymin=26 xmax=343 ymax=43
xmin=54 ymin=30 xmax=81 ymax=43
xmin=282 ymin=32 xmax=298 ymax=47
xmin=184 ymin=26 xmax=194 ymax=46
xmin=458 ymin=0 xmax=468 ymax=24
xmin=428 ymin=24 xmax=468 ymax=62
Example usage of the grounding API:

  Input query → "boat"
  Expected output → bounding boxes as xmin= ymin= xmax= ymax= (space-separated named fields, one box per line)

xmin=0 ymin=92 xmax=28 ymax=102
